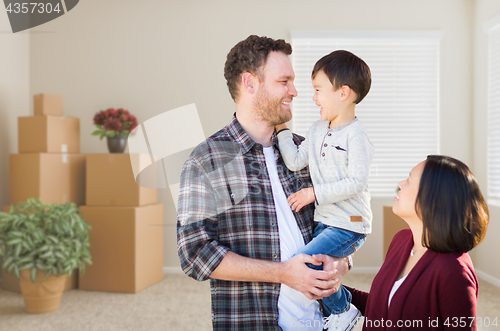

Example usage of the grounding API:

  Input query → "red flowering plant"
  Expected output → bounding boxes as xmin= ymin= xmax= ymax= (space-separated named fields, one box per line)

xmin=92 ymin=108 xmax=138 ymax=140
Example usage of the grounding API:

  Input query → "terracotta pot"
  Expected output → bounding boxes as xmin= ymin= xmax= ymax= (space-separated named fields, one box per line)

xmin=19 ymin=269 xmax=67 ymax=314
xmin=106 ymin=136 xmax=127 ymax=153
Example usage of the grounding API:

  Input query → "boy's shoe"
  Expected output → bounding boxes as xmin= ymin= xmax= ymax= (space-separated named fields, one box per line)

xmin=322 ymin=304 xmax=361 ymax=331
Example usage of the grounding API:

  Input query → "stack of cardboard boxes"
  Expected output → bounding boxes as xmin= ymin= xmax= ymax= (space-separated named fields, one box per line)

xmin=3 ymin=94 xmax=164 ymax=294
xmin=3 ymin=93 xmax=84 ymax=292
xmin=79 ymin=154 xmax=164 ymax=293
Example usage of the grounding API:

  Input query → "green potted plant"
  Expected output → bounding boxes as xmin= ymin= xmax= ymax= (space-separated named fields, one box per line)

xmin=92 ymin=107 xmax=138 ymax=153
xmin=0 ymin=198 xmax=92 ymax=314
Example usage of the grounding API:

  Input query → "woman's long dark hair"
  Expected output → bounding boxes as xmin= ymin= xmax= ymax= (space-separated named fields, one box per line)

xmin=416 ymin=155 xmax=489 ymax=253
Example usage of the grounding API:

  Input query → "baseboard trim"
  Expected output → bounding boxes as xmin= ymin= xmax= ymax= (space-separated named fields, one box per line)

xmin=163 ymin=267 xmax=184 ymax=275
xmin=475 ymin=269 xmax=500 ymax=288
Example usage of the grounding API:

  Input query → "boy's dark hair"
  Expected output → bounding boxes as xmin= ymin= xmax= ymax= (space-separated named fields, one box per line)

xmin=312 ymin=50 xmax=371 ymax=104
xmin=416 ymin=155 xmax=489 ymax=253
xmin=224 ymin=35 xmax=292 ymax=102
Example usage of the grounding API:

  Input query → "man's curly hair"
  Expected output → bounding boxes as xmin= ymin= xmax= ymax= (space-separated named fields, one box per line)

xmin=224 ymin=35 xmax=292 ymax=102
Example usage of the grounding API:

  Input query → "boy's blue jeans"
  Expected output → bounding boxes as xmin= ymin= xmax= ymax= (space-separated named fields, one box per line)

xmin=296 ymin=222 xmax=366 ymax=316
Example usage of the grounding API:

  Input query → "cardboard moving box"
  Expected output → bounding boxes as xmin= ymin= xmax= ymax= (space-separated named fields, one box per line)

xmin=383 ymin=205 xmax=409 ymax=259
xmin=18 ymin=116 xmax=80 ymax=153
xmin=9 ymin=153 xmax=86 ymax=205
xmin=34 ymin=94 xmax=63 ymax=116
xmin=86 ymin=154 xmax=157 ymax=206
xmin=0 ymin=206 xmax=78 ymax=292
xmin=78 ymin=204 xmax=164 ymax=293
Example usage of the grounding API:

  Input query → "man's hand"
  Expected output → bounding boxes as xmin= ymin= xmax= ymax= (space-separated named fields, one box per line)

xmin=279 ymin=253 xmax=349 ymax=300
xmin=288 ymin=187 xmax=315 ymax=212
xmin=316 ymin=254 xmax=350 ymax=293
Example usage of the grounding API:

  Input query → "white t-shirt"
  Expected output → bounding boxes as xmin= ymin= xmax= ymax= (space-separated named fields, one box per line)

xmin=263 ymin=146 xmax=323 ymax=331
xmin=388 ymin=274 xmax=408 ymax=307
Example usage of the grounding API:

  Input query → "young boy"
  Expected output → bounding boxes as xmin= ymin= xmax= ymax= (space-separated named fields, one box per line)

xmin=276 ymin=50 xmax=373 ymax=331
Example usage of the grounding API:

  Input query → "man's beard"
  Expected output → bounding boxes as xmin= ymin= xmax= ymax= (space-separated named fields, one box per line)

xmin=253 ymin=84 xmax=292 ymax=126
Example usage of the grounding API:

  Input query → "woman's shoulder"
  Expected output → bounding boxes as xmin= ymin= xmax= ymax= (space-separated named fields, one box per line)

xmin=432 ymin=251 xmax=475 ymax=274
xmin=429 ymin=252 xmax=478 ymax=294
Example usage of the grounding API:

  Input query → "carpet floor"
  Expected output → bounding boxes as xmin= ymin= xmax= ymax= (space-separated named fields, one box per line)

xmin=0 ymin=273 xmax=498 ymax=331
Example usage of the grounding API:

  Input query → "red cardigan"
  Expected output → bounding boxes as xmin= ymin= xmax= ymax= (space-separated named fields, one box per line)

xmin=346 ymin=229 xmax=478 ymax=330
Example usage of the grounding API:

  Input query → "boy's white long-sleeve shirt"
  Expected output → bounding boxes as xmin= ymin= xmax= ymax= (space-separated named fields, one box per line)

xmin=277 ymin=118 xmax=374 ymax=234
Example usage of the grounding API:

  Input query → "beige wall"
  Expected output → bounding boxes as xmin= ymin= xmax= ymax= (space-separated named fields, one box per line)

xmin=0 ymin=9 xmax=30 ymax=280
xmin=0 ymin=9 xmax=30 ymax=206
xmin=11 ymin=0 xmax=477 ymax=271
xmin=472 ymin=0 xmax=500 ymax=284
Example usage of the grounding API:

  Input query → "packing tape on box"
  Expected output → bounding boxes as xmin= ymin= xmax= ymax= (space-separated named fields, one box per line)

xmin=62 ymin=154 xmax=68 ymax=163
xmin=61 ymin=144 xmax=68 ymax=153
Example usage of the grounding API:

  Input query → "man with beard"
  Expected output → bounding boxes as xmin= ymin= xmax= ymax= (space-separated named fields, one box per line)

xmin=177 ymin=35 xmax=350 ymax=331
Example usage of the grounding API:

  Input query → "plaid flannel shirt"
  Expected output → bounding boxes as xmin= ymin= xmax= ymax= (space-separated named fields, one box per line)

xmin=177 ymin=115 xmax=315 ymax=331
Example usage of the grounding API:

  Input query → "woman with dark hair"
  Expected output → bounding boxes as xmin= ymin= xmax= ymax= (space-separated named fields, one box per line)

xmin=344 ymin=155 xmax=489 ymax=330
